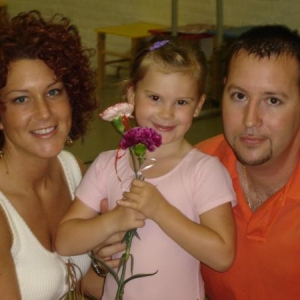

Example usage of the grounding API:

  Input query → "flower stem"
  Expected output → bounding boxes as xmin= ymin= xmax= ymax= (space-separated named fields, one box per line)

xmin=115 ymin=230 xmax=135 ymax=300
xmin=129 ymin=148 xmax=140 ymax=177
xmin=114 ymin=148 xmax=143 ymax=300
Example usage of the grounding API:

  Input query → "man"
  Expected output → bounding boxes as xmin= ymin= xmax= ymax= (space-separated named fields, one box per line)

xmin=197 ymin=25 xmax=300 ymax=300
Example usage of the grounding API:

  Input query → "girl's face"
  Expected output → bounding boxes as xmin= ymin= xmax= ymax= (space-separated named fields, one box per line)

xmin=0 ymin=59 xmax=72 ymax=159
xmin=128 ymin=65 xmax=205 ymax=146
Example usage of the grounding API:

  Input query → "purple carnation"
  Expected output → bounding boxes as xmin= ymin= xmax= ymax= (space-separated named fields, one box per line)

xmin=120 ymin=127 xmax=162 ymax=152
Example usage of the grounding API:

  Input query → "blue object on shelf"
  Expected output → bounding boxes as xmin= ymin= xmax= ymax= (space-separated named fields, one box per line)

xmin=207 ymin=25 xmax=257 ymax=39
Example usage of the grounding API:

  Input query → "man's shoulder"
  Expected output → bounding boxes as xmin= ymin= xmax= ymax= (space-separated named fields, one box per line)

xmin=195 ymin=134 xmax=227 ymax=155
xmin=195 ymin=135 xmax=236 ymax=172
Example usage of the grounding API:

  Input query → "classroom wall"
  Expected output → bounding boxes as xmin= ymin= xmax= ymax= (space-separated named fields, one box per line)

xmin=7 ymin=0 xmax=300 ymax=68
xmin=5 ymin=0 xmax=300 ymax=163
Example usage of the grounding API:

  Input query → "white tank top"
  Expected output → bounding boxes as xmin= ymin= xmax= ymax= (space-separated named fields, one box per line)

xmin=0 ymin=151 xmax=90 ymax=300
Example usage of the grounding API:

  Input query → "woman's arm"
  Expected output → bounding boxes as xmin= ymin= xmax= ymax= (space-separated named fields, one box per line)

xmin=0 ymin=208 xmax=22 ymax=299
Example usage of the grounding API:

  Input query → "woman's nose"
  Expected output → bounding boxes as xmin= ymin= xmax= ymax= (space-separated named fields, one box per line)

xmin=34 ymin=98 xmax=52 ymax=119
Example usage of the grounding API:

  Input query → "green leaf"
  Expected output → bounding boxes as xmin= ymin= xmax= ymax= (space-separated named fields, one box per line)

xmin=123 ymin=270 xmax=158 ymax=286
xmin=89 ymin=253 xmax=120 ymax=284
xmin=112 ymin=118 xmax=125 ymax=134
xmin=133 ymin=143 xmax=146 ymax=157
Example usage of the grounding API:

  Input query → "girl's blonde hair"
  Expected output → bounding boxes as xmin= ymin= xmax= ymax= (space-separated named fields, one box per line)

xmin=122 ymin=37 xmax=207 ymax=99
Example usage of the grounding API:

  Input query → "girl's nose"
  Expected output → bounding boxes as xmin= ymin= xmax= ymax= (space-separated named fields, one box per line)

xmin=158 ymin=105 xmax=174 ymax=120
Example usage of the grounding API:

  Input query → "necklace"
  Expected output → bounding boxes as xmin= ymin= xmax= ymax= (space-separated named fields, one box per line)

xmin=0 ymin=150 xmax=9 ymax=174
xmin=242 ymin=166 xmax=253 ymax=210
xmin=242 ymin=166 xmax=265 ymax=211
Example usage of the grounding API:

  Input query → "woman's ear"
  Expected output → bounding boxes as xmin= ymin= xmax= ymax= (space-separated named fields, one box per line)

xmin=193 ymin=94 xmax=206 ymax=118
xmin=127 ymin=85 xmax=135 ymax=105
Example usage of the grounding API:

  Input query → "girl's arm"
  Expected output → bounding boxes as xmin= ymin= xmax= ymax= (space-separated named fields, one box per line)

xmin=0 ymin=208 xmax=22 ymax=299
xmin=119 ymin=180 xmax=236 ymax=271
xmin=155 ymin=200 xmax=235 ymax=271
xmin=55 ymin=197 xmax=145 ymax=256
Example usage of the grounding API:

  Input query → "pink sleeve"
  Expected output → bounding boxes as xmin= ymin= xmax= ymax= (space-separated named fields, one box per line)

xmin=194 ymin=157 xmax=236 ymax=215
xmin=75 ymin=153 xmax=108 ymax=212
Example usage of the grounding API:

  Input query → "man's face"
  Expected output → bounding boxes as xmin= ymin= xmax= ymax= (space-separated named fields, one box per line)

xmin=222 ymin=50 xmax=300 ymax=166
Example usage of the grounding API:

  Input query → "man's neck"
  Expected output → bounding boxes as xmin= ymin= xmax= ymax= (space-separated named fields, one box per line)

xmin=237 ymin=151 xmax=300 ymax=211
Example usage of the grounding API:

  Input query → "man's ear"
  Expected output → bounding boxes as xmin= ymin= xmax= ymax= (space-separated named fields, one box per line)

xmin=127 ymin=85 xmax=135 ymax=105
xmin=193 ymin=94 xmax=206 ymax=118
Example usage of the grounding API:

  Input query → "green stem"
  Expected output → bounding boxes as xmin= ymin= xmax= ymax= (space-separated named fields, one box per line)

xmin=115 ymin=231 xmax=134 ymax=300
xmin=114 ymin=147 xmax=144 ymax=300
xmin=129 ymin=148 xmax=140 ymax=177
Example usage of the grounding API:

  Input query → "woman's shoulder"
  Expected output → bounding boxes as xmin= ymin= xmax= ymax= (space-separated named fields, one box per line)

xmin=0 ymin=202 xmax=13 ymax=249
xmin=58 ymin=150 xmax=83 ymax=191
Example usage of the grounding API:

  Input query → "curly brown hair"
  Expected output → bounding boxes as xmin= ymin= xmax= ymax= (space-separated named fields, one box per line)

xmin=0 ymin=10 xmax=98 ymax=147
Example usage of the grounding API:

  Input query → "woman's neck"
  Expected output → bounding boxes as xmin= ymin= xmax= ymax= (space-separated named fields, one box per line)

xmin=0 ymin=150 xmax=57 ymax=190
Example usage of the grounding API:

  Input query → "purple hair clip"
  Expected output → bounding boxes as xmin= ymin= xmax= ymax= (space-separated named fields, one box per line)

xmin=149 ymin=39 xmax=170 ymax=51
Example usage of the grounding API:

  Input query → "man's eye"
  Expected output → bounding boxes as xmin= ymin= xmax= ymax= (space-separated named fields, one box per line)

xmin=266 ymin=97 xmax=281 ymax=105
xmin=233 ymin=93 xmax=246 ymax=101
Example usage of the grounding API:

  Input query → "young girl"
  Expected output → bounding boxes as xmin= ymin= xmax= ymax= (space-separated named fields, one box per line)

xmin=55 ymin=38 xmax=236 ymax=300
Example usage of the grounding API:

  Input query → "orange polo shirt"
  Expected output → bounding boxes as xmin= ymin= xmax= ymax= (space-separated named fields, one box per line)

xmin=197 ymin=134 xmax=300 ymax=300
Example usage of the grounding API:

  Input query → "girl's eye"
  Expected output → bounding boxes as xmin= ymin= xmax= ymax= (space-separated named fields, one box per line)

xmin=14 ymin=96 xmax=27 ymax=103
xmin=177 ymin=99 xmax=188 ymax=105
xmin=150 ymin=95 xmax=160 ymax=101
xmin=267 ymin=97 xmax=281 ymax=105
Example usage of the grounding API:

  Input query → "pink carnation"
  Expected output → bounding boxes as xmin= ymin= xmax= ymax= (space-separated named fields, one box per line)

xmin=120 ymin=127 xmax=162 ymax=152
xmin=100 ymin=102 xmax=134 ymax=121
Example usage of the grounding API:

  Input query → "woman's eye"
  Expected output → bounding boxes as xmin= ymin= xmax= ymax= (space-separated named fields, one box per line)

xmin=14 ymin=96 xmax=27 ymax=103
xmin=48 ymin=89 xmax=60 ymax=97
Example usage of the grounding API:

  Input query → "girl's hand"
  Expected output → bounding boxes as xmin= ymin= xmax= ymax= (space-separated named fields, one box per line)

xmin=110 ymin=203 xmax=146 ymax=232
xmin=118 ymin=179 xmax=168 ymax=220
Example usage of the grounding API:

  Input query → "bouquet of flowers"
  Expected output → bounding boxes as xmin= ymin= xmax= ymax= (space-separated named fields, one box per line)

xmin=90 ymin=103 xmax=162 ymax=300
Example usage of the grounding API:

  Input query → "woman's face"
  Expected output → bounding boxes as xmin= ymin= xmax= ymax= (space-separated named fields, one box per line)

xmin=0 ymin=59 xmax=72 ymax=159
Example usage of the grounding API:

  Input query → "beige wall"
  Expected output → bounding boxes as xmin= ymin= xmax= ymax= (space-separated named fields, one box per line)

xmin=5 ymin=1 xmax=299 ymax=163
xmin=7 ymin=0 xmax=300 ymax=68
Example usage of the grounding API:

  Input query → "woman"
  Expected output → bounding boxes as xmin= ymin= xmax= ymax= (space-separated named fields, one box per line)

xmin=0 ymin=10 xmax=107 ymax=299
